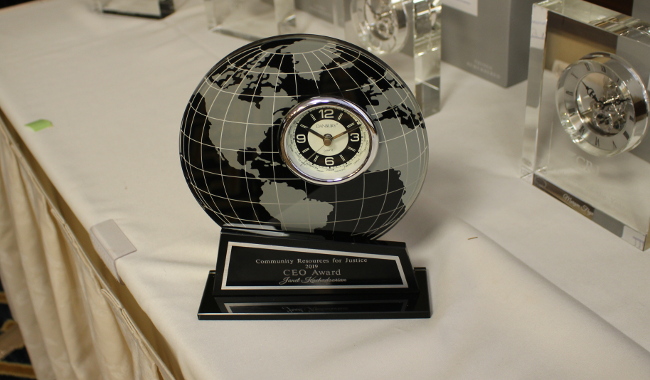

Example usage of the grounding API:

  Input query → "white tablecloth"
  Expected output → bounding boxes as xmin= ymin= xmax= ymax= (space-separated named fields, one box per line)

xmin=1 ymin=0 xmax=650 ymax=378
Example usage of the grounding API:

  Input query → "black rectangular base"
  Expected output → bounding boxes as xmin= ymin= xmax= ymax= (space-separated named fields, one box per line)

xmin=198 ymin=268 xmax=431 ymax=320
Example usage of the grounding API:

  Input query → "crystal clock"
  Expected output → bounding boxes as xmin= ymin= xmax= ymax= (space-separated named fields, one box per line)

xmin=522 ymin=2 xmax=650 ymax=250
xmin=350 ymin=0 xmax=409 ymax=55
xmin=556 ymin=52 xmax=650 ymax=157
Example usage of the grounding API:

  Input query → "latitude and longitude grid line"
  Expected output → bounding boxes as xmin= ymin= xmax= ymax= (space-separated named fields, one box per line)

xmin=186 ymin=41 xmax=424 ymax=136
xmin=185 ymin=98 xmax=388 ymax=221
xmin=320 ymin=43 xmax=426 ymax=237
xmin=184 ymin=62 xmax=242 ymax=226
xmin=196 ymin=46 xmax=261 ymax=226
xmin=185 ymin=121 xmax=424 ymax=192
xmin=184 ymin=42 xmax=300 ymax=227
xmin=296 ymin=49 xmax=325 ymax=233
xmin=185 ymin=176 xmax=425 ymax=205
xmin=342 ymin=40 xmax=428 ymax=229
xmin=181 ymin=115 xmax=422 ymax=152
xmin=187 ymin=178 xmax=410 ymax=204
xmin=181 ymin=68 xmax=231 ymax=226
xmin=240 ymin=47 xmax=278 ymax=228
xmin=182 ymin=38 xmax=426 ymax=235
xmin=183 ymin=183 xmax=414 ymax=228
xmin=186 ymin=53 xmax=412 ymax=132
xmin=309 ymin=45 xmax=373 ymax=236
xmin=183 ymin=44 xmax=427 ymax=159
xmin=218 ymin=42 xmax=366 ymax=75
xmin=193 ymin=41 xmax=348 ymax=230
xmin=182 ymin=44 xmax=399 ymax=153
xmin=187 ymin=194 xmax=408 ymax=225
xmin=268 ymin=52 xmax=291 ymax=231
xmin=186 ymin=209 xmax=408 ymax=228
xmin=216 ymin=47 xmax=285 ymax=228
xmin=190 ymin=50 xmax=422 ymax=232
xmin=189 ymin=201 xmax=408 ymax=226
xmin=204 ymin=47 xmax=270 ymax=227
xmin=196 ymin=47 xmax=389 ymax=100
xmin=294 ymin=46 xmax=398 ymax=233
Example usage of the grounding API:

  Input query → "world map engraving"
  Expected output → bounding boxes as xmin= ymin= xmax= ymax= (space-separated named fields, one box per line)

xmin=180 ymin=35 xmax=428 ymax=239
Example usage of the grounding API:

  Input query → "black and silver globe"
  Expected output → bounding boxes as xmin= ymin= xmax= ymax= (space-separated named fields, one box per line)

xmin=180 ymin=34 xmax=428 ymax=240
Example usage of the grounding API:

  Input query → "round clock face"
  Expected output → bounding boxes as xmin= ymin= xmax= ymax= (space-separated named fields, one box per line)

xmin=556 ymin=52 xmax=649 ymax=157
xmin=281 ymin=97 xmax=378 ymax=185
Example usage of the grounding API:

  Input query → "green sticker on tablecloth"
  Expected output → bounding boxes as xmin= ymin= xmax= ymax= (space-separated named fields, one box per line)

xmin=25 ymin=119 xmax=52 ymax=131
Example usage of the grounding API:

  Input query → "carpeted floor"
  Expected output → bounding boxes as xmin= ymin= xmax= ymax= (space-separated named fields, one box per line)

xmin=0 ymin=282 xmax=35 ymax=380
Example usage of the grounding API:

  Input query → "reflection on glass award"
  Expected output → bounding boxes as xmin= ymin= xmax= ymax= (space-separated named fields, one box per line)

xmin=286 ymin=0 xmax=441 ymax=118
xmin=522 ymin=0 xmax=650 ymax=250
xmin=96 ymin=0 xmax=181 ymax=18
xmin=180 ymin=34 xmax=431 ymax=319
xmin=350 ymin=0 xmax=410 ymax=55
xmin=205 ymin=0 xmax=297 ymax=40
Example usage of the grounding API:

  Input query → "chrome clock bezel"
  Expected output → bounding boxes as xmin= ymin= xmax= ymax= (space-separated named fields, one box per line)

xmin=280 ymin=97 xmax=379 ymax=185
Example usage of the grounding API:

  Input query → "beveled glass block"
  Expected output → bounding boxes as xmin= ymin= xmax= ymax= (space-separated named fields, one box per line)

xmin=522 ymin=0 xmax=650 ymax=250
xmin=205 ymin=0 xmax=296 ymax=40
xmin=96 ymin=0 xmax=181 ymax=18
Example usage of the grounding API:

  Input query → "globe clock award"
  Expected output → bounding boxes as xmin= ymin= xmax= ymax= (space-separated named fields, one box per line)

xmin=180 ymin=34 xmax=430 ymax=319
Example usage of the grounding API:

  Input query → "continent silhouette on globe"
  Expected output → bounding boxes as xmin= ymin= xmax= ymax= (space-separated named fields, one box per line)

xmin=180 ymin=34 xmax=428 ymax=240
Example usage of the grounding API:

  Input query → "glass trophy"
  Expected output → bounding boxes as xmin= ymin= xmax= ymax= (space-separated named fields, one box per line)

xmin=96 ymin=0 xmax=182 ymax=18
xmin=206 ymin=0 xmax=441 ymax=118
xmin=180 ymin=34 xmax=431 ymax=319
xmin=441 ymin=0 xmax=539 ymax=88
xmin=522 ymin=0 xmax=650 ymax=250
xmin=205 ymin=0 xmax=296 ymax=40
xmin=349 ymin=0 xmax=441 ymax=118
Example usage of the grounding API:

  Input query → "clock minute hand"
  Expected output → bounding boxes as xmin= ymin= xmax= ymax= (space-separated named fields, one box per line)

xmin=331 ymin=124 xmax=361 ymax=141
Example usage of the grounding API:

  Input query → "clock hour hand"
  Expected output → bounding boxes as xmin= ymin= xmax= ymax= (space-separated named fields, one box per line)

xmin=307 ymin=127 xmax=334 ymax=146
xmin=582 ymin=82 xmax=602 ymax=105
xmin=307 ymin=128 xmax=326 ymax=140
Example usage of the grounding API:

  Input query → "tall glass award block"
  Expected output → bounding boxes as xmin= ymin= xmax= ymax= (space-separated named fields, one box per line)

xmin=441 ymin=0 xmax=539 ymax=88
xmin=96 ymin=0 xmax=182 ymax=18
xmin=286 ymin=0 xmax=441 ymax=118
xmin=205 ymin=0 xmax=296 ymax=40
xmin=522 ymin=0 xmax=650 ymax=250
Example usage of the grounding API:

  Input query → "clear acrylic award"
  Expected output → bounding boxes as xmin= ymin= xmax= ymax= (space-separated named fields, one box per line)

xmin=523 ymin=0 xmax=650 ymax=250
xmin=96 ymin=0 xmax=183 ymax=18
xmin=344 ymin=0 xmax=441 ymax=118
xmin=205 ymin=0 xmax=296 ymax=40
